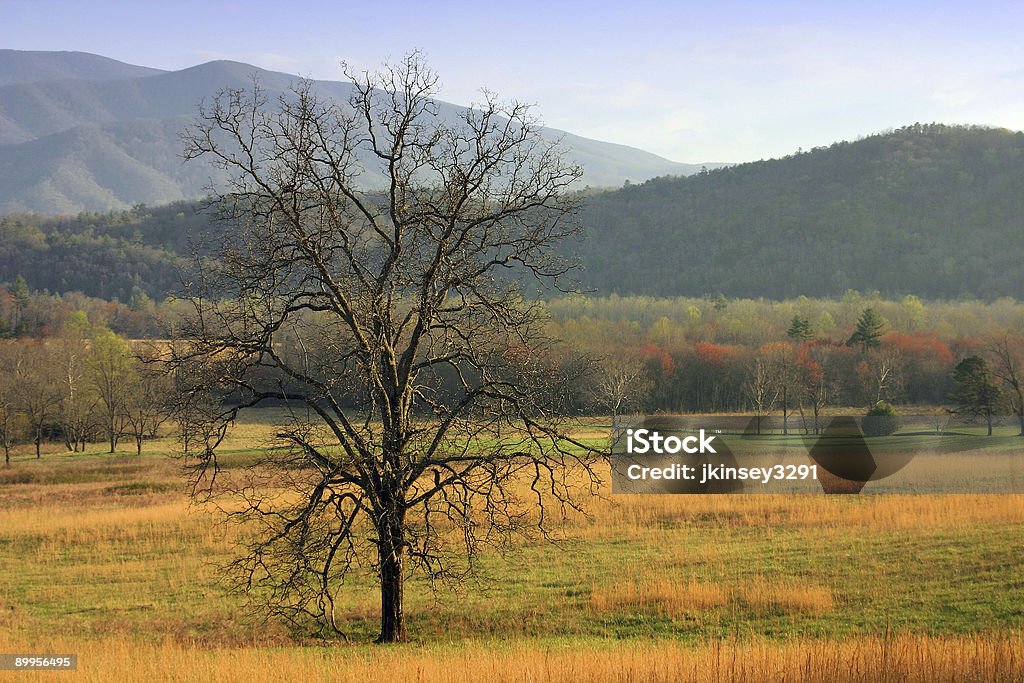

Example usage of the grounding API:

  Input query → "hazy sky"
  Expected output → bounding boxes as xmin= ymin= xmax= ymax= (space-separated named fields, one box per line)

xmin=5 ymin=0 xmax=1024 ymax=163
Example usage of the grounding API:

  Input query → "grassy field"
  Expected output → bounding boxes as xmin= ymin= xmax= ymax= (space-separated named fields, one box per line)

xmin=0 ymin=412 xmax=1022 ymax=681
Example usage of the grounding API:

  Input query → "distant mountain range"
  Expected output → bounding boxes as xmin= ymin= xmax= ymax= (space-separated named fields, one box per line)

xmin=0 ymin=50 xmax=718 ymax=214
xmin=0 ymin=49 xmax=164 ymax=86
xmin=3 ymin=123 xmax=1023 ymax=302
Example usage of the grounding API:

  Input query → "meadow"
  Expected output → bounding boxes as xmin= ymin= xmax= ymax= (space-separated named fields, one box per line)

xmin=0 ymin=411 xmax=1022 ymax=681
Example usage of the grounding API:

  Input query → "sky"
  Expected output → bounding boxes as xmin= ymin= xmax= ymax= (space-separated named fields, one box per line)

xmin=5 ymin=0 xmax=1024 ymax=163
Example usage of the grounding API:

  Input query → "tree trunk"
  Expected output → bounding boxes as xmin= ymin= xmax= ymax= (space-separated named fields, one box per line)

xmin=1018 ymin=411 xmax=1023 ymax=437
xmin=376 ymin=510 xmax=407 ymax=643
xmin=782 ymin=386 xmax=788 ymax=435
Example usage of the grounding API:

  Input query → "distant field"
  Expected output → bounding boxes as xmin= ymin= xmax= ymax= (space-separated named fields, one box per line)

xmin=0 ymin=412 xmax=1022 ymax=681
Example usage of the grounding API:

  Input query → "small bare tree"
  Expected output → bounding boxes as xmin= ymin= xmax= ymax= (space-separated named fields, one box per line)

xmin=744 ymin=347 xmax=788 ymax=435
xmin=990 ymin=336 xmax=1024 ymax=436
xmin=175 ymin=53 xmax=599 ymax=643
xmin=797 ymin=343 xmax=838 ymax=435
xmin=590 ymin=356 xmax=651 ymax=425
xmin=866 ymin=346 xmax=905 ymax=404
xmin=0 ymin=343 xmax=19 ymax=466
xmin=55 ymin=313 xmax=96 ymax=453
xmin=14 ymin=341 xmax=61 ymax=459
xmin=123 ymin=353 xmax=173 ymax=454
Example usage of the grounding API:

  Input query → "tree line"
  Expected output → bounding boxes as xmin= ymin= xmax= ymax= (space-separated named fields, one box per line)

xmin=0 ymin=315 xmax=172 ymax=464
xmin=0 ymin=277 xmax=189 ymax=339
xmin=0 ymin=206 xmax=188 ymax=303
xmin=551 ymin=296 xmax=1024 ymax=432
xmin=2 ymin=288 xmax=1024 ymax=444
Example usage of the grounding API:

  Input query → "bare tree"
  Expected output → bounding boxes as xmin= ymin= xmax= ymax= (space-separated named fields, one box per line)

xmin=0 ymin=342 xmax=19 ymax=465
xmin=797 ymin=343 xmax=838 ymax=435
xmin=744 ymin=348 xmax=787 ymax=435
xmin=590 ymin=355 xmax=650 ymax=425
xmin=175 ymin=53 xmax=599 ymax=643
xmin=55 ymin=313 xmax=96 ymax=452
xmin=990 ymin=336 xmax=1024 ymax=436
xmin=14 ymin=340 xmax=61 ymax=458
xmin=865 ymin=346 xmax=905 ymax=404
xmin=123 ymin=353 xmax=173 ymax=455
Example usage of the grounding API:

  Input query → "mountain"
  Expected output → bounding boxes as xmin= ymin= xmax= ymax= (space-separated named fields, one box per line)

xmin=0 ymin=51 xmax=715 ymax=213
xmin=575 ymin=124 xmax=1024 ymax=300
xmin=4 ymin=124 xmax=1024 ymax=303
xmin=0 ymin=49 xmax=164 ymax=86
xmin=0 ymin=60 xmax=308 ymax=145
xmin=0 ymin=118 xmax=212 ymax=214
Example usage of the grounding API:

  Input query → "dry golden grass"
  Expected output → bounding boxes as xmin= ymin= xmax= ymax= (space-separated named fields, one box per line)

xmin=738 ymin=576 xmax=835 ymax=615
xmin=591 ymin=578 xmax=729 ymax=617
xmin=0 ymin=633 xmax=1019 ymax=682
xmin=590 ymin=576 xmax=833 ymax=618
xmin=573 ymin=488 xmax=1024 ymax=535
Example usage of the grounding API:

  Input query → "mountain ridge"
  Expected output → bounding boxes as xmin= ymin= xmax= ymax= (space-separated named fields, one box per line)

xmin=0 ymin=50 xmax=717 ymax=213
xmin=0 ymin=49 xmax=165 ymax=86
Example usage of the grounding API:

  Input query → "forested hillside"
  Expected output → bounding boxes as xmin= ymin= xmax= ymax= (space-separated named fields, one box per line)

xmin=0 ymin=203 xmax=195 ymax=302
xmin=3 ymin=124 xmax=1024 ymax=302
xmin=576 ymin=124 xmax=1024 ymax=300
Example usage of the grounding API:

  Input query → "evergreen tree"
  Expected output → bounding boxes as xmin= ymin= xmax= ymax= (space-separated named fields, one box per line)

xmin=786 ymin=315 xmax=812 ymax=341
xmin=950 ymin=356 xmax=1000 ymax=436
xmin=846 ymin=308 xmax=885 ymax=352
xmin=10 ymin=275 xmax=29 ymax=335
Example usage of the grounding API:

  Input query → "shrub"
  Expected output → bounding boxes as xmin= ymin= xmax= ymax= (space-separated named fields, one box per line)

xmin=863 ymin=401 xmax=901 ymax=436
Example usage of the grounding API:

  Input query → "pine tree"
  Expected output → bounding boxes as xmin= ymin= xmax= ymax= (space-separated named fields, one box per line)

xmin=846 ymin=308 xmax=885 ymax=352
xmin=950 ymin=356 xmax=1000 ymax=436
xmin=10 ymin=275 xmax=29 ymax=335
xmin=786 ymin=315 xmax=812 ymax=341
